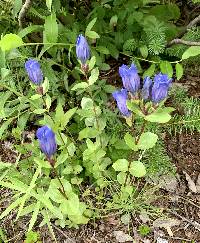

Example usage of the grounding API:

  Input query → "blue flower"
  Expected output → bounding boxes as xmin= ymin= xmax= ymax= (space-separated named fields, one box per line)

xmin=36 ymin=126 xmax=57 ymax=159
xmin=112 ymin=89 xmax=131 ymax=117
xmin=141 ymin=76 xmax=152 ymax=100
xmin=119 ymin=64 xmax=140 ymax=94
xmin=25 ymin=59 xmax=43 ymax=85
xmin=76 ymin=34 xmax=90 ymax=64
xmin=151 ymin=73 xmax=172 ymax=103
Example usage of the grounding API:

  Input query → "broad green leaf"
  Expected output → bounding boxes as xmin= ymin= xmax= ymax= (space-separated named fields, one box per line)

xmin=124 ymin=133 xmax=138 ymax=151
xmin=71 ymin=82 xmax=88 ymax=91
xmin=0 ymin=162 xmax=12 ymax=170
xmin=42 ymin=77 xmax=49 ymax=94
xmin=0 ymin=34 xmax=23 ymax=51
xmin=143 ymin=64 xmax=155 ymax=79
xmin=138 ymin=132 xmax=158 ymax=150
xmin=45 ymin=94 xmax=51 ymax=110
xmin=110 ymin=15 xmax=118 ymax=28
xmin=33 ymin=109 xmax=46 ymax=114
xmin=85 ymin=18 xmax=97 ymax=36
xmin=30 ymin=94 xmax=42 ymax=100
xmin=112 ymin=159 xmax=128 ymax=172
xmin=88 ymin=67 xmax=99 ymax=85
xmin=139 ymin=45 xmax=148 ymax=58
xmin=46 ymin=0 xmax=52 ymax=11
xmin=89 ymin=56 xmax=96 ymax=71
xmin=126 ymin=100 xmax=144 ymax=117
xmin=129 ymin=161 xmax=146 ymax=177
xmin=81 ymin=97 xmax=93 ymax=109
xmin=55 ymin=103 xmax=64 ymax=124
xmin=96 ymin=46 xmax=110 ymax=55
xmin=78 ymin=127 xmax=99 ymax=140
xmin=145 ymin=107 xmax=174 ymax=123
xmin=160 ymin=61 xmax=173 ymax=78
xmin=117 ymin=172 xmax=130 ymax=185
xmin=44 ymin=14 xmax=58 ymax=43
xmin=86 ymin=31 xmax=100 ymax=39
xmin=175 ymin=63 xmax=183 ymax=80
xmin=62 ymin=107 xmax=77 ymax=127
xmin=18 ymin=25 xmax=43 ymax=38
xmin=182 ymin=46 xmax=200 ymax=60
xmin=13 ymin=0 xmax=22 ymax=18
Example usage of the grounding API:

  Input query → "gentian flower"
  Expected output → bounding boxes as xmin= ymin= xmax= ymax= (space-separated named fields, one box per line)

xmin=151 ymin=73 xmax=172 ymax=104
xmin=36 ymin=126 xmax=57 ymax=159
xmin=25 ymin=59 xmax=43 ymax=85
xmin=112 ymin=89 xmax=131 ymax=117
xmin=141 ymin=76 xmax=152 ymax=100
xmin=76 ymin=34 xmax=90 ymax=64
xmin=119 ymin=64 xmax=140 ymax=94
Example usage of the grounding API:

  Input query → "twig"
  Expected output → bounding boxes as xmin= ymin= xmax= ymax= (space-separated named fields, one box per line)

xmin=18 ymin=0 xmax=32 ymax=28
xmin=168 ymin=209 xmax=200 ymax=232
xmin=168 ymin=39 xmax=200 ymax=47
xmin=52 ymin=224 xmax=75 ymax=243
xmin=167 ymin=14 xmax=200 ymax=47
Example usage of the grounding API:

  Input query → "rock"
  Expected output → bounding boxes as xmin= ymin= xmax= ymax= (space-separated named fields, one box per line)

xmin=113 ymin=231 xmax=133 ymax=242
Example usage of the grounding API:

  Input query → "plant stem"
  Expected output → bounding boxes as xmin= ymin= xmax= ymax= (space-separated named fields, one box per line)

xmin=85 ymin=73 xmax=103 ymax=147
xmin=123 ymin=120 xmax=147 ymax=187
xmin=52 ymin=165 xmax=68 ymax=200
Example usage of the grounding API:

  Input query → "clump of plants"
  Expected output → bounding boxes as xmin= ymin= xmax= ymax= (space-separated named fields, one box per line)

xmin=0 ymin=0 xmax=200 ymax=239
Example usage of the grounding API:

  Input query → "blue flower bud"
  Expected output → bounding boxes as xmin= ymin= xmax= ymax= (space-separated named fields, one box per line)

xmin=76 ymin=34 xmax=90 ymax=64
xmin=25 ymin=59 xmax=43 ymax=85
xmin=119 ymin=64 xmax=140 ymax=94
xmin=141 ymin=76 xmax=152 ymax=100
xmin=151 ymin=73 xmax=172 ymax=104
xmin=36 ymin=126 xmax=57 ymax=159
xmin=112 ymin=89 xmax=131 ymax=117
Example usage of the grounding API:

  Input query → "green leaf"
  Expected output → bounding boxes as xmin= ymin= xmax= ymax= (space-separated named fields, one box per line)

xmin=160 ymin=61 xmax=173 ymax=78
xmin=89 ymin=56 xmax=96 ymax=71
xmin=129 ymin=161 xmax=146 ymax=177
xmin=112 ymin=159 xmax=128 ymax=172
xmin=18 ymin=25 xmax=43 ymax=38
xmin=0 ymin=34 xmax=23 ymax=51
xmin=145 ymin=107 xmax=174 ymax=123
xmin=81 ymin=97 xmax=93 ymax=109
xmin=86 ymin=31 xmax=100 ymax=39
xmin=117 ymin=172 xmax=130 ymax=185
xmin=175 ymin=63 xmax=183 ymax=80
xmin=62 ymin=107 xmax=77 ymax=127
xmin=124 ymin=133 xmax=138 ymax=151
xmin=0 ymin=162 xmax=12 ymax=170
xmin=139 ymin=45 xmax=148 ymax=58
xmin=30 ymin=94 xmax=42 ymax=100
xmin=182 ymin=46 xmax=200 ymax=60
xmin=44 ymin=14 xmax=58 ymax=43
xmin=138 ymin=132 xmax=158 ymax=150
xmin=96 ymin=46 xmax=110 ymax=55
xmin=0 ymin=118 xmax=14 ymax=139
xmin=85 ymin=18 xmax=97 ymax=36
xmin=71 ymin=82 xmax=88 ymax=91
xmin=143 ymin=64 xmax=155 ymax=79
xmin=110 ymin=15 xmax=118 ymax=28
xmin=13 ymin=0 xmax=22 ymax=18
xmin=45 ymin=94 xmax=51 ymax=110
xmin=46 ymin=0 xmax=52 ymax=11
xmin=42 ymin=77 xmax=49 ymax=94
xmin=78 ymin=127 xmax=99 ymax=140
xmin=33 ymin=109 xmax=46 ymax=114
xmin=88 ymin=67 xmax=99 ymax=85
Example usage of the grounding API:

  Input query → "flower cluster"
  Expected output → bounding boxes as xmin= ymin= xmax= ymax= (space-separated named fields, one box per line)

xmin=113 ymin=64 xmax=172 ymax=117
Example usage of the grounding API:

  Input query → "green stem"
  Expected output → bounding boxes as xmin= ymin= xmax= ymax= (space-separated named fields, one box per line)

xmin=52 ymin=165 xmax=68 ymax=200
xmin=123 ymin=120 xmax=147 ymax=187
